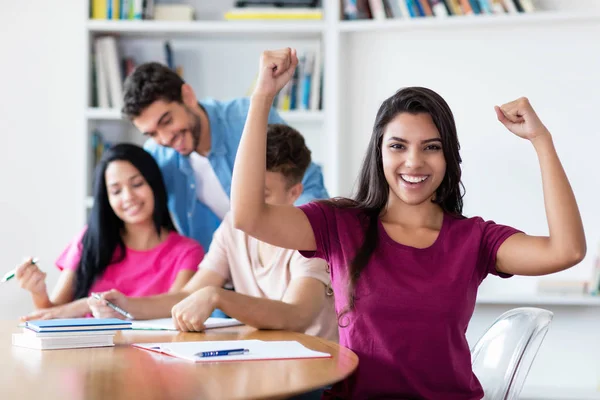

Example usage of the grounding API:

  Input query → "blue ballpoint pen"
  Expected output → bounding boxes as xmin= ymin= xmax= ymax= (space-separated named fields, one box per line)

xmin=194 ymin=348 xmax=250 ymax=358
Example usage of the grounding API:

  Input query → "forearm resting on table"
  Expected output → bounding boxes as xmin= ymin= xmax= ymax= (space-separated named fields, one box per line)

xmin=213 ymin=288 xmax=315 ymax=332
xmin=125 ymin=292 xmax=190 ymax=320
xmin=46 ymin=298 xmax=91 ymax=316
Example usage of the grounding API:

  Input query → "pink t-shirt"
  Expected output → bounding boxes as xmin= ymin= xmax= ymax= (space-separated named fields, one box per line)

xmin=56 ymin=229 xmax=204 ymax=297
xmin=299 ymin=202 xmax=522 ymax=400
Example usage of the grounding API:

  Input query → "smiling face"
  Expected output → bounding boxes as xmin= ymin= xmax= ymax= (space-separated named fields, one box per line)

xmin=105 ymin=160 xmax=155 ymax=226
xmin=132 ymin=100 xmax=201 ymax=156
xmin=381 ymin=112 xmax=447 ymax=207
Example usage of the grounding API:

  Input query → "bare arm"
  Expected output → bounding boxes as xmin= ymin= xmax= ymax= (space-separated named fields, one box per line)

xmin=48 ymin=270 xmax=77 ymax=305
xmin=21 ymin=298 xmax=91 ymax=321
xmin=167 ymin=269 xmax=197 ymax=293
xmin=19 ymin=268 xmax=90 ymax=320
xmin=89 ymin=269 xmax=226 ymax=320
xmin=173 ymin=277 xmax=327 ymax=332
xmin=15 ymin=258 xmax=75 ymax=309
xmin=494 ymin=98 xmax=586 ymax=276
xmin=215 ymin=277 xmax=326 ymax=331
xmin=231 ymin=48 xmax=316 ymax=251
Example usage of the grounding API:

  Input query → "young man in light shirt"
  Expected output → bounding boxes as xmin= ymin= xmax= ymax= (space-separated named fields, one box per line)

xmin=122 ymin=63 xmax=329 ymax=252
xmin=89 ymin=124 xmax=338 ymax=342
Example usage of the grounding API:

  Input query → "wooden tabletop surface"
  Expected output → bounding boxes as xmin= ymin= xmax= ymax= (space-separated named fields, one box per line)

xmin=0 ymin=320 xmax=357 ymax=400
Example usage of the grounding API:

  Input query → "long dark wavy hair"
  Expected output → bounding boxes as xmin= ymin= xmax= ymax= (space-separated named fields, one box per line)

xmin=73 ymin=143 xmax=176 ymax=299
xmin=329 ymin=87 xmax=465 ymax=324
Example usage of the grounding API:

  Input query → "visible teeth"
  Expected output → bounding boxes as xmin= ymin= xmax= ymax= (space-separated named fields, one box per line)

xmin=401 ymin=175 xmax=427 ymax=183
xmin=125 ymin=204 xmax=141 ymax=213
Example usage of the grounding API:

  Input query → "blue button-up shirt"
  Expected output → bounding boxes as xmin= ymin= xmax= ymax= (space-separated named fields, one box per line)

xmin=144 ymin=97 xmax=330 ymax=251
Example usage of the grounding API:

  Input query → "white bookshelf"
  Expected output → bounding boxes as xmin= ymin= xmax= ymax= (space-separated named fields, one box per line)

xmin=85 ymin=107 xmax=325 ymax=123
xmin=83 ymin=0 xmax=596 ymax=300
xmin=338 ymin=10 xmax=600 ymax=32
xmin=83 ymin=1 xmax=595 ymax=210
xmin=84 ymin=0 xmax=341 ymax=207
xmin=87 ymin=19 xmax=326 ymax=39
xmin=476 ymin=293 xmax=600 ymax=306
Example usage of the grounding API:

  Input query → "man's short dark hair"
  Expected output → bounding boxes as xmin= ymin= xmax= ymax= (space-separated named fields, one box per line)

xmin=266 ymin=124 xmax=311 ymax=186
xmin=122 ymin=62 xmax=185 ymax=118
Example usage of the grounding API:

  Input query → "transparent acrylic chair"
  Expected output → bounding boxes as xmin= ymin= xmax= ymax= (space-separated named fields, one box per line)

xmin=471 ymin=307 xmax=554 ymax=400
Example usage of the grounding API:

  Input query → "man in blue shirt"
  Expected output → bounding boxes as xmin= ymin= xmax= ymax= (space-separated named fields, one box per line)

xmin=121 ymin=63 xmax=329 ymax=251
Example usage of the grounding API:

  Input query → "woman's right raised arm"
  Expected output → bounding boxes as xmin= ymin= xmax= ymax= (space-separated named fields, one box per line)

xmin=231 ymin=48 xmax=316 ymax=251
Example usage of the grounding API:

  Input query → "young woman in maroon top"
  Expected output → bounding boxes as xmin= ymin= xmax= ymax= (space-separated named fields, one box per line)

xmin=230 ymin=48 xmax=586 ymax=399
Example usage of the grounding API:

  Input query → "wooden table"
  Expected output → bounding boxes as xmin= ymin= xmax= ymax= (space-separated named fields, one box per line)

xmin=0 ymin=321 xmax=357 ymax=400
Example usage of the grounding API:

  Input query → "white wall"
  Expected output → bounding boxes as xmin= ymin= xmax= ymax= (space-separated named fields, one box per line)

xmin=0 ymin=1 xmax=86 ymax=318
xmin=339 ymin=13 xmax=600 ymax=394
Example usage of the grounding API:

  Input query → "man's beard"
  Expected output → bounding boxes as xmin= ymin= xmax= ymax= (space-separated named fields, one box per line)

xmin=186 ymin=107 xmax=202 ymax=152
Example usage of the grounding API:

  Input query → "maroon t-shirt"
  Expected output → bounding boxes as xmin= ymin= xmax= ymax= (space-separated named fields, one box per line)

xmin=299 ymin=202 xmax=521 ymax=399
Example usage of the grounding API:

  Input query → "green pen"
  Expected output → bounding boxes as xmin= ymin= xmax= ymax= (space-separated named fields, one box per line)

xmin=1 ymin=258 xmax=38 ymax=283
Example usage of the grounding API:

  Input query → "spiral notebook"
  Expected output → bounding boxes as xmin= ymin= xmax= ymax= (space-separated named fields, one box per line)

xmin=133 ymin=339 xmax=331 ymax=362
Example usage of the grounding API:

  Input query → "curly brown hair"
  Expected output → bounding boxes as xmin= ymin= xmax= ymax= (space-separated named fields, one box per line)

xmin=266 ymin=124 xmax=311 ymax=187
xmin=122 ymin=62 xmax=184 ymax=118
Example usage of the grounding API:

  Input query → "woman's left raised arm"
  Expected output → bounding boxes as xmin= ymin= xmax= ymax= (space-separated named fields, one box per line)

xmin=493 ymin=97 xmax=586 ymax=276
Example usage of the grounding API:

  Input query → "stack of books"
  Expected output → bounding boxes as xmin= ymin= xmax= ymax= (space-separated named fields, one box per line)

xmin=12 ymin=318 xmax=132 ymax=350
xmin=225 ymin=0 xmax=323 ymax=20
xmin=343 ymin=0 xmax=536 ymax=20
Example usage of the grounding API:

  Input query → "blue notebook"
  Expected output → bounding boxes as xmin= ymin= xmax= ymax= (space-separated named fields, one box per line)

xmin=25 ymin=318 xmax=132 ymax=333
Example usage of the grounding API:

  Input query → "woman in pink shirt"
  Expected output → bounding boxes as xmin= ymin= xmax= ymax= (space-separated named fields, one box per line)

xmin=230 ymin=49 xmax=587 ymax=399
xmin=15 ymin=143 xmax=204 ymax=320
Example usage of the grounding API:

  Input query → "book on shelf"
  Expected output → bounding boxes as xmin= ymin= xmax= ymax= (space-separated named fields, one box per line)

xmin=90 ymin=0 xmax=155 ymax=20
xmin=536 ymin=279 xmax=590 ymax=296
xmin=536 ymin=243 xmax=600 ymax=296
xmin=341 ymin=0 xmax=536 ymax=20
xmin=91 ymin=36 xmax=179 ymax=109
xmin=590 ymin=242 xmax=600 ymax=295
xmin=247 ymin=47 xmax=323 ymax=113
xmin=153 ymin=4 xmax=195 ymax=21
xmin=224 ymin=7 xmax=323 ymax=20
xmin=95 ymin=36 xmax=123 ymax=110
xmin=92 ymin=130 xmax=112 ymax=167
xmin=235 ymin=0 xmax=320 ymax=7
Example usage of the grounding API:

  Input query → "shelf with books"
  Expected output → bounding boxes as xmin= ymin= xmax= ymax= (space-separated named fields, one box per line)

xmin=475 ymin=293 xmax=600 ymax=306
xmin=85 ymin=108 xmax=325 ymax=123
xmin=338 ymin=10 xmax=600 ymax=33
xmin=86 ymin=19 xmax=326 ymax=39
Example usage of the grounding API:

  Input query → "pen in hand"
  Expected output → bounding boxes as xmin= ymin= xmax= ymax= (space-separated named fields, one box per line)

xmin=194 ymin=348 xmax=250 ymax=358
xmin=2 ymin=258 xmax=39 ymax=283
xmin=91 ymin=292 xmax=134 ymax=320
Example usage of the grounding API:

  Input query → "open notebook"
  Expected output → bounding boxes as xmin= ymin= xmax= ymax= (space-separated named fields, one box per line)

xmin=133 ymin=340 xmax=331 ymax=362
xmin=131 ymin=317 xmax=243 ymax=331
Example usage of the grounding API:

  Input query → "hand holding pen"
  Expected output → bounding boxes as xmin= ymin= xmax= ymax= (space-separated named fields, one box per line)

xmin=4 ymin=258 xmax=47 ymax=295
xmin=90 ymin=291 xmax=134 ymax=320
